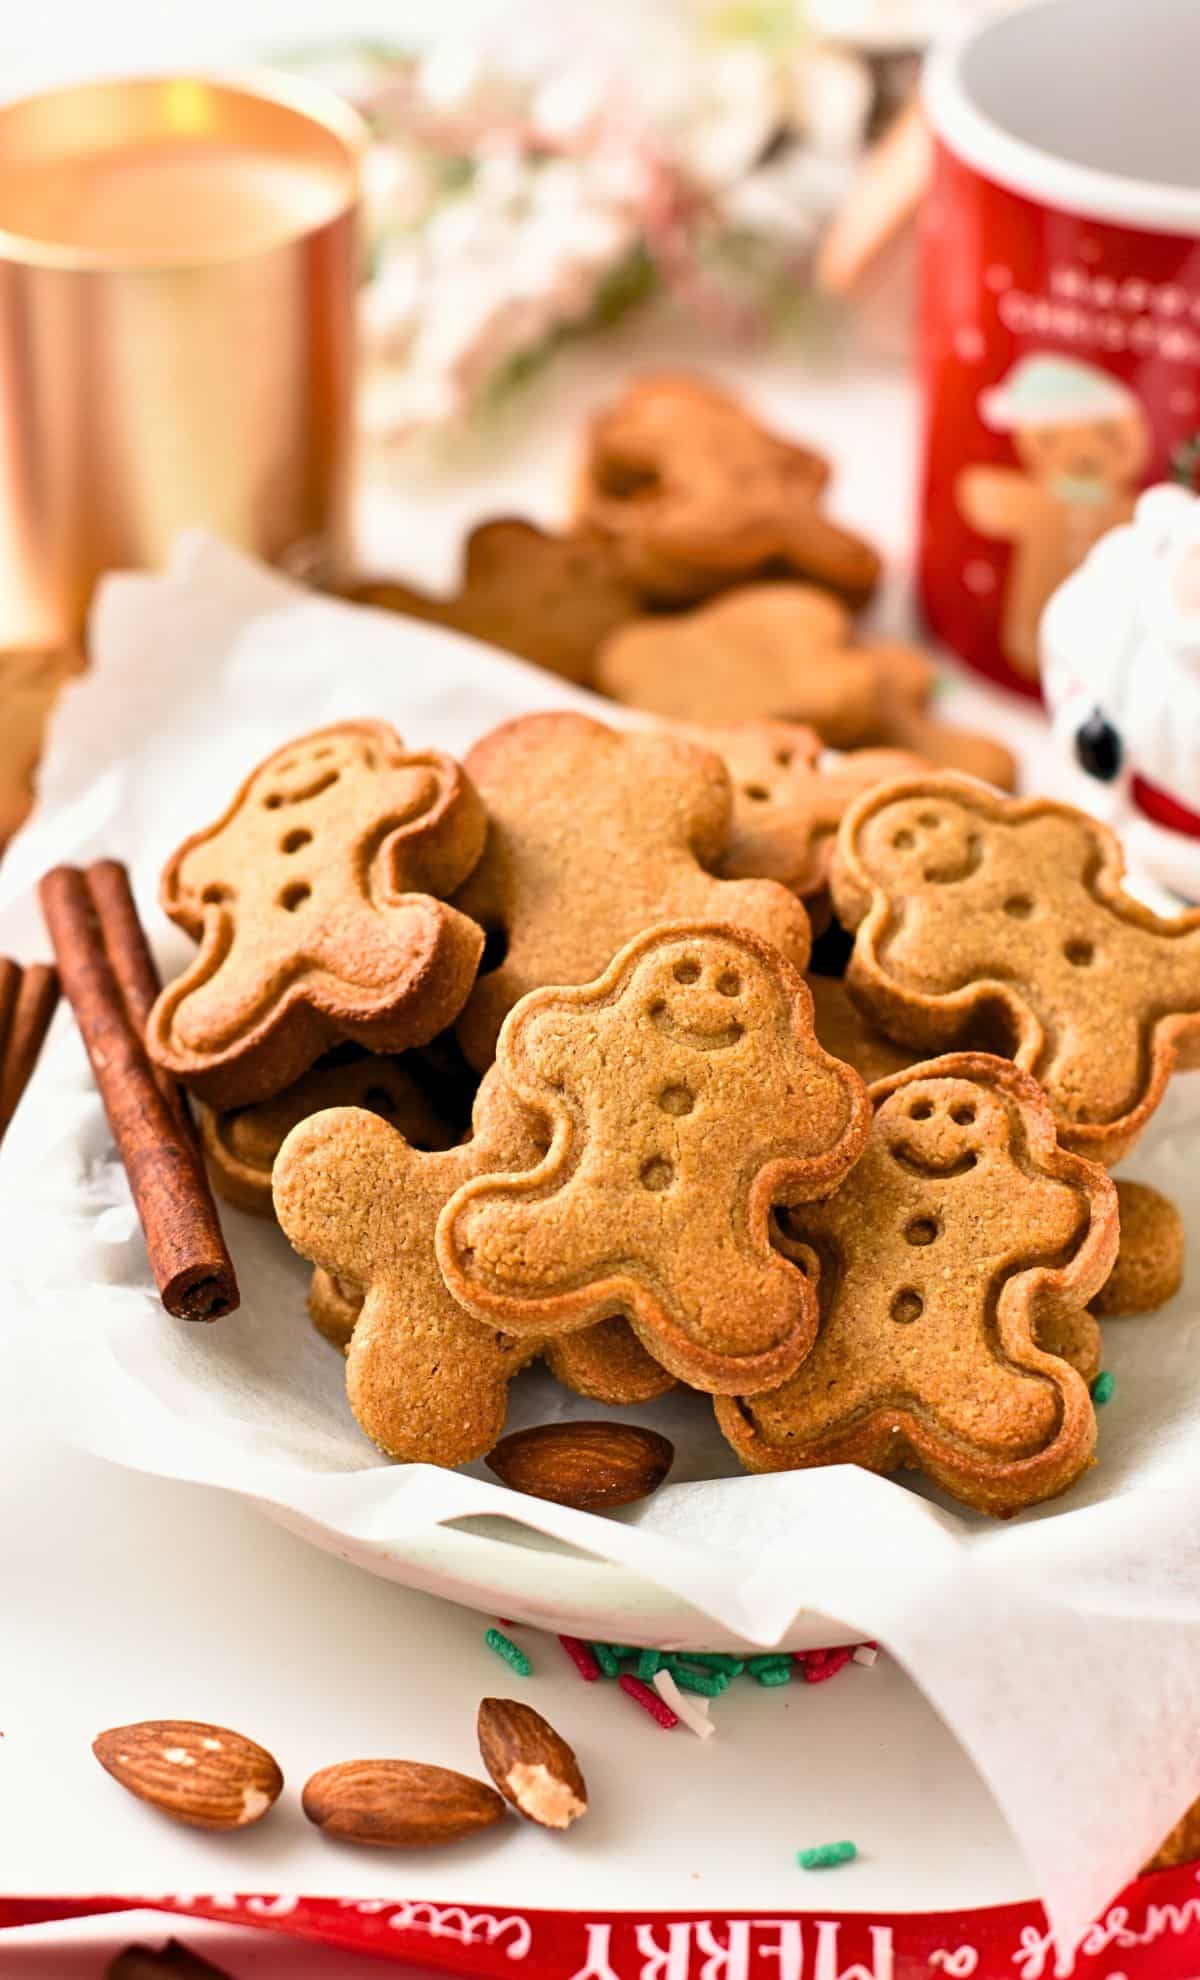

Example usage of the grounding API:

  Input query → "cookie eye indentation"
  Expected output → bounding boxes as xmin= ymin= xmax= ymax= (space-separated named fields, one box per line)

xmin=891 ymin=1288 xmax=923 ymax=1323
xmin=640 ymin=1156 xmax=674 ymax=1192
xmin=773 ymin=749 xmax=793 ymax=770
xmin=281 ymin=828 xmax=312 ymax=854
xmin=743 ymin=783 xmax=771 ymax=803
xmin=716 ymin=970 xmax=741 ymax=997
xmin=658 ymin=1084 xmax=695 ymax=1116
xmin=279 ymin=882 xmax=311 ymax=912
xmin=673 ymin=958 xmax=701 ymax=985
xmin=893 ymin=829 xmax=916 ymax=850
xmin=950 ymin=1102 xmax=976 ymax=1126
xmin=1004 ymin=894 xmax=1034 ymax=919
xmin=905 ymin=1217 xmax=939 ymax=1247
xmin=1064 ymin=938 xmax=1095 ymax=967
xmin=201 ymin=882 xmax=233 ymax=905
xmin=909 ymin=1099 xmax=933 ymax=1121
xmin=263 ymin=792 xmax=284 ymax=810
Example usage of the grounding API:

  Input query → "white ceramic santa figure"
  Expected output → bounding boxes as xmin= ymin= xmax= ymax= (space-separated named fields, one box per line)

xmin=1041 ymin=483 xmax=1200 ymax=902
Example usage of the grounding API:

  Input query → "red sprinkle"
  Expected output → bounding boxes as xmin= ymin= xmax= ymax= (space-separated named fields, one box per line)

xmin=801 ymin=1646 xmax=853 ymax=1683
xmin=559 ymin=1634 xmax=601 ymax=1682
xmin=620 ymin=1673 xmax=677 ymax=1728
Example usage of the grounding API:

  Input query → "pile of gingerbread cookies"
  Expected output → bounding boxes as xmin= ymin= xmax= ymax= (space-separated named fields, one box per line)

xmin=348 ymin=372 xmax=1017 ymax=794
xmin=140 ymin=623 xmax=1196 ymax=1517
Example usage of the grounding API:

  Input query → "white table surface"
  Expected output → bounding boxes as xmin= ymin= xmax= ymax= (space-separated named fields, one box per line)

xmin=0 ymin=0 xmax=1060 ymax=1941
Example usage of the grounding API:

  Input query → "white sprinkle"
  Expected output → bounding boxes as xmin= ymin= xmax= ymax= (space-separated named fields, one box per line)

xmin=162 ymin=1747 xmax=196 ymax=1766
xmin=853 ymin=1644 xmax=878 ymax=1667
xmin=654 ymin=1668 xmax=714 ymax=1740
xmin=202 ymin=1738 xmax=222 ymax=1751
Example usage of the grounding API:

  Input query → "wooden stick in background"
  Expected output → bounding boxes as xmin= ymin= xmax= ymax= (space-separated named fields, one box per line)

xmin=39 ymin=861 xmax=239 ymax=1322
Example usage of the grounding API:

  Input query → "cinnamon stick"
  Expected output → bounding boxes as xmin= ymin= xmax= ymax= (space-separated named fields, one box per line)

xmin=0 ymin=961 xmax=59 ymax=1138
xmin=39 ymin=861 xmax=239 ymax=1321
xmin=85 ymin=856 xmax=197 ymax=1143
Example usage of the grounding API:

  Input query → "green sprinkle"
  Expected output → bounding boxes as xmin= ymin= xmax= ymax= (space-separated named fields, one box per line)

xmin=591 ymin=1641 xmax=621 ymax=1678
xmin=797 ymin=1841 xmax=858 ymax=1870
xmin=670 ymin=1666 xmax=729 ymax=1698
xmin=747 ymin=1654 xmax=791 ymax=1675
xmin=607 ymin=1644 xmax=636 ymax=1657
xmin=755 ymin=1665 xmax=792 ymax=1687
xmin=1091 ymin=1370 xmax=1115 ymax=1405
xmin=485 ymin=1627 xmax=530 ymax=1676
xmin=686 ymin=1653 xmax=746 ymax=1675
xmin=636 ymin=1649 xmax=663 ymax=1681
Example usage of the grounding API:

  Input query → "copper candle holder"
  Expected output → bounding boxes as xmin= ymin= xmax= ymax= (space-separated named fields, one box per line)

xmin=0 ymin=72 xmax=366 ymax=653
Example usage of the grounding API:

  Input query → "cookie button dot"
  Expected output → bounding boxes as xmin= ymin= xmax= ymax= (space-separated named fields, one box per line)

xmin=891 ymin=1289 xmax=923 ymax=1324
xmin=1004 ymin=894 xmax=1034 ymax=919
xmin=658 ymin=1084 xmax=695 ymax=1116
xmin=1064 ymin=939 xmax=1095 ymax=967
xmin=640 ymin=1156 xmax=674 ymax=1192
xmin=904 ymin=1217 xmax=938 ymax=1247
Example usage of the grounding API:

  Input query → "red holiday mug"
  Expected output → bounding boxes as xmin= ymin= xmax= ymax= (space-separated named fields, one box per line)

xmin=918 ymin=0 xmax=1200 ymax=699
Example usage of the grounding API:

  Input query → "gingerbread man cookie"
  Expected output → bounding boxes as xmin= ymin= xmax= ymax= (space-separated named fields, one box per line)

xmin=274 ymin=1067 xmax=671 ymax=1463
xmin=686 ymin=721 xmax=927 ymax=902
xmin=148 ymin=723 xmax=487 ymax=1110
xmin=451 ymin=713 xmax=814 ymax=1070
xmin=201 ymin=1053 xmax=454 ymax=1219
xmin=438 ymin=923 xmax=871 ymax=1394
xmin=274 ymin=1066 xmax=546 ymax=1464
xmin=717 ymin=1055 xmax=1118 ymax=1514
xmin=596 ymin=584 xmax=1017 ymax=790
xmin=833 ymin=774 xmax=1200 ymax=1164
xmin=577 ymin=375 xmax=880 ymax=608
xmin=345 ymin=519 xmax=642 ymax=688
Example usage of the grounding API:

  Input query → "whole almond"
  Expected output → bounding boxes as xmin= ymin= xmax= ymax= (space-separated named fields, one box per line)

xmin=486 ymin=1419 xmax=674 ymax=1510
xmin=478 ymin=1697 xmax=588 ymax=1830
xmin=302 ymin=1758 xmax=505 ymax=1847
xmin=92 ymin=1720 xmax=283 ymax=1830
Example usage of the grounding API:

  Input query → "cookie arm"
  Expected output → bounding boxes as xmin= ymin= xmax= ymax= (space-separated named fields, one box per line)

xmin=272 ymin=1107 xmax=399 ymax=1286
xmin=956 ymin=465 xmax=1040 ymax=539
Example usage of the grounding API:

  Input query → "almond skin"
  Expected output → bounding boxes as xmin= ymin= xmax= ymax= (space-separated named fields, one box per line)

xmin=302 ymin=1758 xmax=506 ymax=1847
xmin=92 ymin=1720 xmax=283 ymax=1831
xmin=478 ymin=1697 xmax=588 ymax=1830
xmin=486 ymin=1419 xmax=674 ymax=1510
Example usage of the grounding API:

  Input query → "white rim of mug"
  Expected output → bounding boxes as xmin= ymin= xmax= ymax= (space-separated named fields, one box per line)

xmin=0 ymin=69 xmax=367 ymax=272
xmin=923 ymin=0 xmax=1200 ymax=237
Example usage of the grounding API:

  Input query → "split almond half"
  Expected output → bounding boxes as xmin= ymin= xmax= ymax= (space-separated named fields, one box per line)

xmin=92 ymin=1720 xmax=283 ymax=1830
xmin=302 ymin=1758 xmax=505 ymax=1847
xmin=486 ymin=1419 xmax=674 ymax=1510
xmin=478 ymin=1697 xmax=588 ymax=1830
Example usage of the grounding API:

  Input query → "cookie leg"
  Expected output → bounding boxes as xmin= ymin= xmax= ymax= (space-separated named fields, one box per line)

xmin=346 ymin=1283 xmax=537 ymax=1466
xmin=1090 ymin=1179 xmax=1185 ymax=1318
xmin=545 ymin=1319 xmax=675 ymax=1404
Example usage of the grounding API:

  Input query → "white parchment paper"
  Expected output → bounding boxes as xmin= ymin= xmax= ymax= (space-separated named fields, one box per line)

xmin=2 ymin=533 xmax=1200 ymax=1948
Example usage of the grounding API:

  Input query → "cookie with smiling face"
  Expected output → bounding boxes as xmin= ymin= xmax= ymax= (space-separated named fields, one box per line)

xmin=833 ymin=774 xmax=1200 ymax=1165
xmin=451 ymin=712 xmax=814 ymax=1071
xmin=438 ymin=922 xmax=871 ymax=1394
xmin=577 ymin=374 xmax=881 ymax=607
xmin=147 ymin=723 xmax=487 ymax=1110
xmin=716 ymin=1055 xmax=1118 ymax=1515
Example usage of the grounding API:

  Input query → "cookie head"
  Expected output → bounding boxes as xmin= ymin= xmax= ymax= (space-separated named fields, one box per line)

xmin=852 ymin=787 xmax=987 ymax=895
xmin=876 ymin=1072 xmax=1012 ymax=1178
